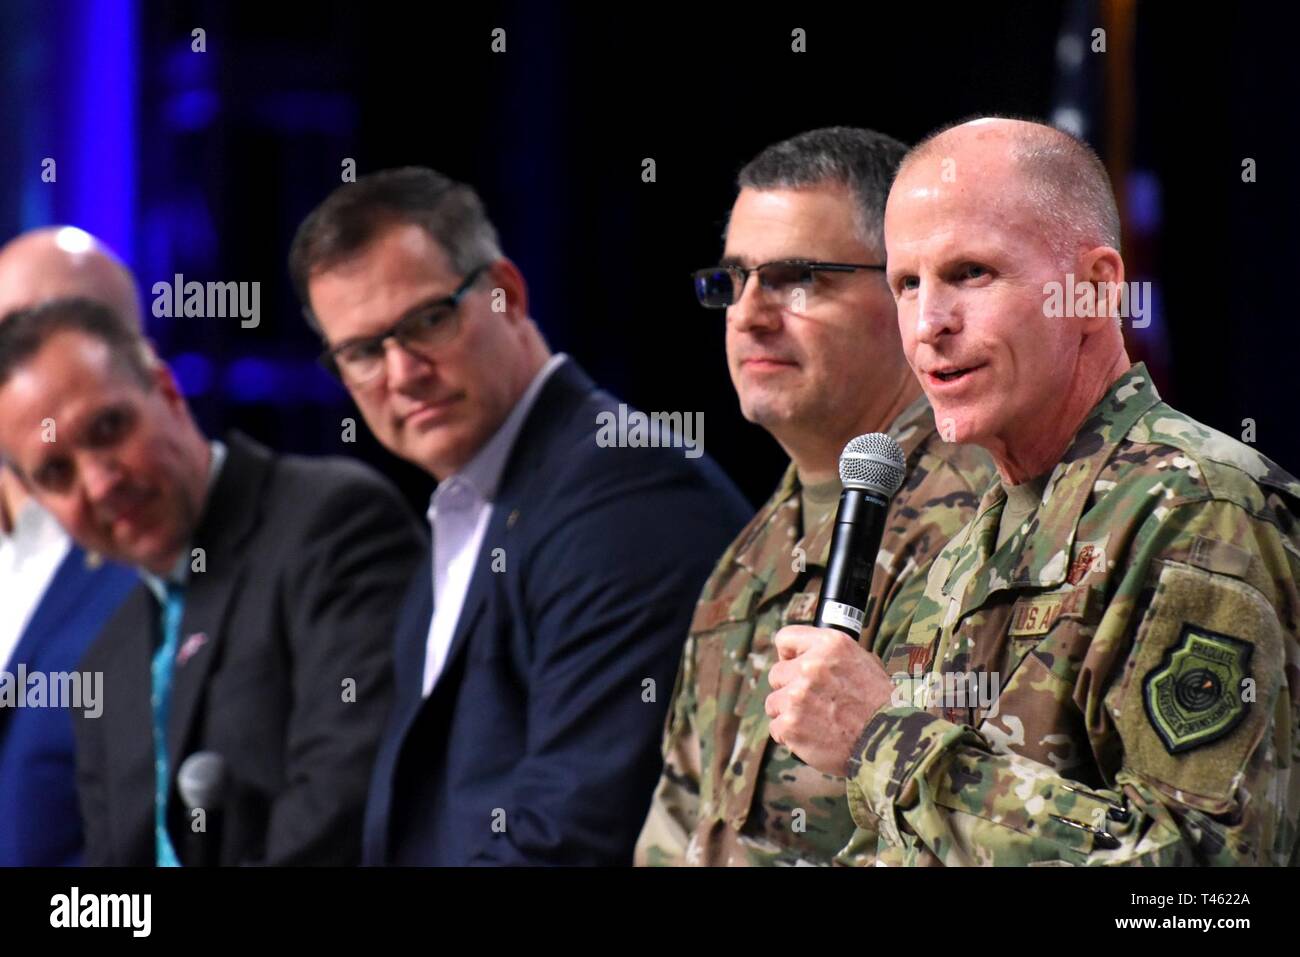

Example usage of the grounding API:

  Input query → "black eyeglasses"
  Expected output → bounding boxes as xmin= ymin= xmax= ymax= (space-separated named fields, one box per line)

xmin=692 ymin=259 xmax=885 ymax=309
xmin=319 ymin=266 xmax=488 ymax=385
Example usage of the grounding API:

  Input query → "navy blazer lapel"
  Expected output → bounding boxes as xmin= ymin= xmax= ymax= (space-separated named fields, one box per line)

xmin=8 ymin=547 xmax=113 ymax=667
xmin=367 ymin=557 xmax=433 ymax=864
xmin=164 ymin=433 xmax=270 ymax=774
xmin=425 ymin=360 xmax=596 ymax=701
xmin=393 ymin=556 xmax=433 ymax=705
xmin=0 ymin=549 xmax=91 ymax=744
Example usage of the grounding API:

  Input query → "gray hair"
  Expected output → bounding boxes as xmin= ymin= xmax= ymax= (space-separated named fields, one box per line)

xmin=735 ymin=126 xmax=909 ymax=254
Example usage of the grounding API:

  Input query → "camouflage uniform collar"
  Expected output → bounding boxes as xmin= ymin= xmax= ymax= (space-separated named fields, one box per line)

xmin=735 ymin=393 xmax=941 ymax=588
xmin=776 ymin=460 xmax=802 ymax=501
xmin=729 ymin=461 xmax=812 ymax=589
xmin=944 ymin=362 xmax=1161 ymax=598
xmin=888 ymin=391 xmax=941 ymax=463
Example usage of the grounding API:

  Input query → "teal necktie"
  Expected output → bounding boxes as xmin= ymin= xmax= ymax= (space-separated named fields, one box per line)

xmin=151 ymin=582 xmax=185 ymax=867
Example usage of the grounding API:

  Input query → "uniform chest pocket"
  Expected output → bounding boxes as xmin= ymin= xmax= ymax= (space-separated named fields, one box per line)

xmin=730 ymin=586 xmax=821 ymax=700
xmin=688 ymin=581 xmax=764 ymax=714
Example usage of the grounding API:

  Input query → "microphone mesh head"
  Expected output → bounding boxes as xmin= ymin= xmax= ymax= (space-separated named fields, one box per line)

xmin=177 ymin=751 xmax=227 ymax=810
xmin=838 ymin=433 xmax=906 ymax=496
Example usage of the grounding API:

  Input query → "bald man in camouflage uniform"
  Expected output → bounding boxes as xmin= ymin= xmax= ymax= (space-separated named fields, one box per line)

xmin=769 ymin=117 xmax=1300 ymax=866
xmin=636 ymin=128 xmax=993 ymax=866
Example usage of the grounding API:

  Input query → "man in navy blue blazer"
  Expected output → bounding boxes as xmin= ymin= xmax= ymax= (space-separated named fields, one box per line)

xmin=0 ymin=524 xmax=137 ymax=866
xmin=0 ymin=227 xmax=143 ymax=865
xmin=291 ymin=167 xmax=751 ymax=865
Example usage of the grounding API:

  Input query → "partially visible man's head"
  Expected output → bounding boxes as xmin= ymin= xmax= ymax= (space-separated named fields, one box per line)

xmin=0 ymin=225 xmax=147 ymax=530
xmin=885 ymin=116 xmax=1127 ymax=470
xmin=290 ymin=167 xmax=549 ymax=481
xmin=721 ymin=127 xmax=911 ymax=454
xmin=0 ymin=226 xmax=142 ymax=326
xmin=0 ymin=299 xmax=209 ymax=574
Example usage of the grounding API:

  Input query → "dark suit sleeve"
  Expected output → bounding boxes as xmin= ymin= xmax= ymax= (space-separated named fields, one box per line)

xmin=265 ymin=473 xmax=425 ymax=865
xmin=474 ymin=467 xmax=740 ymax=865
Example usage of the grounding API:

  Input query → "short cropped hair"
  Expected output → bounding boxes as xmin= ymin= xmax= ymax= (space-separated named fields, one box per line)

xmin=736 ymin=126 xmax=909 ymax=253
xmin=900 ymin=114 xmax=1122 ymax=261
xmin=288 ymin=166 xmax=503 ymax=331
xmin=0 ymin=297 xmax=153 ymax=390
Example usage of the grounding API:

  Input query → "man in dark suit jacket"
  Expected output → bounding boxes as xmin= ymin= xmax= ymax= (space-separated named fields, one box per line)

xmin=0 ymin=298 xmax=426 ymax=865
xmin=291 ymin=167 xmax=751 ymax=864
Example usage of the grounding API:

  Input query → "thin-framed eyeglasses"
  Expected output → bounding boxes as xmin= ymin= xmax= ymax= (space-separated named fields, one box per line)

xmin=691 ymin=259 xmax=885 ymax=309
xmin=319 ymin=265 xmax=488 ymax=385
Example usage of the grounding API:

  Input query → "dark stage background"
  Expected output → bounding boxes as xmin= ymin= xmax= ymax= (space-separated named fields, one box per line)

xmin=1 ymin=0 xmax=1296 ymax=510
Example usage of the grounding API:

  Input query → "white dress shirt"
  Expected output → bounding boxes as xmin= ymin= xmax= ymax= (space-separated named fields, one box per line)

xmin=0 ymin=498 xmax=72 ymax=670
xmin=422 ymin=353 xmax=568 ymax=696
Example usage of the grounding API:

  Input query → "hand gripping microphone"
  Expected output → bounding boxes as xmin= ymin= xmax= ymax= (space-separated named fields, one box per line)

xmin=814 ymin=433 xmax=907 ymax=639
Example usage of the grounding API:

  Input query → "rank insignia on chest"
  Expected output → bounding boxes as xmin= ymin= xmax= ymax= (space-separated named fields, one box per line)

xmin=906 ymin=642 xmax=936 ymax=673
xmin=1143 ymin=625 xmax=1253 ymax=754
xmin=1067 ymin=545 xmax=1098 ymax=584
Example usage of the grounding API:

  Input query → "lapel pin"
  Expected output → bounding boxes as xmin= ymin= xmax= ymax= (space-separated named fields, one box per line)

xmin=176 ymin=632 xmax=209 ymax=667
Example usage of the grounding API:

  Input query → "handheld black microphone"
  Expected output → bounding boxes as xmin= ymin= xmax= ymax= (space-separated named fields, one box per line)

xmin=177 ymin=751 xmax=228 ymax=867
xmin=814 ymin=433 xmax=907 ymax=639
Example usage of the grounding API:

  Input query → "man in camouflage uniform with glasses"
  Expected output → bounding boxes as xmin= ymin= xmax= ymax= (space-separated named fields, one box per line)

xmin=765 ymin=117 xmax=1300 ymax=866
xmin=636 ymin=128 xmax=994 ymax=866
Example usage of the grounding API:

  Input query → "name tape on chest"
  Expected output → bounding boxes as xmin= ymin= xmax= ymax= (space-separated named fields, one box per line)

xmin=784 ymin=591 xmax=819 ymax=624
xmin=1008 ymin=587 xmax=1093 ymax=638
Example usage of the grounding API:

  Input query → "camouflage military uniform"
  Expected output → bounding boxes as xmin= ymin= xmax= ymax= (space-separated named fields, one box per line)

xmin=845 ymin=363 xmax=1300 ymax=865
xmin=636 ymin=394 xmax=994 ymax=865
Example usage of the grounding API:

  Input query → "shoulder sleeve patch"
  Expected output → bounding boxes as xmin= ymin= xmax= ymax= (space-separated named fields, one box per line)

xmin=1117 ymin=562 xmax=1283 ymax=807
xmin=1143 ymin=625 xmax=1251 ymax=753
